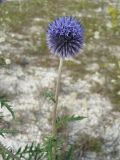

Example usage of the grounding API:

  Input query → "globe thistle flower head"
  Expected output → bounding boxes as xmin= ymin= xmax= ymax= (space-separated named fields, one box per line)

xmin=47 ymin=16 xmax=84 ymax=58
xmin=0 ymin=0 xmax=6 ymax=3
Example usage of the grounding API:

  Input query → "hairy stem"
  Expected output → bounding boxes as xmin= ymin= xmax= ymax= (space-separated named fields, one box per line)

xmin=52 ymin=58 xmax=63 ymax=160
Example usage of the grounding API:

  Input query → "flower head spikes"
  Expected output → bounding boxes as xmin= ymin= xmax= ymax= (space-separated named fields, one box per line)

xmin=47 ymin=16 xmax=84 ymax=58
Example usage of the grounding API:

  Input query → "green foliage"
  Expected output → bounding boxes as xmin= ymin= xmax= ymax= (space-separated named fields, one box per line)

xmin=56 ymin=145 xmax=74 ymax=160
xmin=88 ymin=138 xmax=102 ymax=153
xmin=14 ymin=143 xmax=45 ymax=160
xmin=0 ymin=96 xmax=18 ymax=160
xmin=0 ymin=142 xmax=20 ymax=160
xmin=1 ymin=137 xmax=74 ymax=160
xmin=107 ymin=6 xmax=119 ymax=31
xmin=0 ymin=56 xmax=5 ymax=66
xmin=0 ymin=128 xmax=17 ymax=137
xmin=0 ymin=96 xmax=16 ymax=137
xmin=43 ymin=91 xmax=56 ymax=103
xmin=0 ymin=96 xmax=15 ymax=119
xmin=43 ymin=136 xmax=74 ymax=160
xmin=56 ymin=115 xmax=86 ymax=129
xmin=44 ymin=136 xmax=56 ymax=160
xmin=64 ymin=145 xmax=74 ymax=160
xmin=0 ymin=93 xmax=85 ymax=160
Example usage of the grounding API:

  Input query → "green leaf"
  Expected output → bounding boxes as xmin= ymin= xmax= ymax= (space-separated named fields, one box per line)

xmin=0 ymin=96 xmax=15 ymax=119
xmin=56 ymin=115 xmax=86 ymax=128
xmin=0 ymin=128 xmax=18 ymax=137
xmin=15 ymin=143 xmax=45 ymax=160
xmin=65 ymin=145 xmax=74 ymax=160
xmin=43 ymin=91 xmax=56 ymax=103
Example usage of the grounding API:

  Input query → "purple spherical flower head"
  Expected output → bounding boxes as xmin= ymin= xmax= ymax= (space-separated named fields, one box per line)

xmin=0 ymin=0 xmax=6 ymax=3
xmin=47 ymin=16 xmax=84 ymax=58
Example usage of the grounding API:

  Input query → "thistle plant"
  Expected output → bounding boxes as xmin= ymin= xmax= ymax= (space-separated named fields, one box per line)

xmin=47 ymin=16 xmax=84 ymax=160
xmin=0 ymin=16 xmax=85 ymax=160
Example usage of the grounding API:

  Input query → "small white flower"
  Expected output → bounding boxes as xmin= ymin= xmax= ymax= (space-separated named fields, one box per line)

xmin=117 ymin=91 xmax=120 ymax=95
xmin=95 ymin=7 xmax=102 ymax=13
xmin=11 ymin=33 xmax=15 ymax=38
xmin=111 ymin=79 xmax=116 ymax=83
xmin=0 ymin=37 xmax=5 ymax=43
xmin=5 ymin=58 xmax=11 ymax=65
xmin=94 ymin=31 xmax=100 ymax=39
xmin=106 ymin=21 xmax=112 ymax=28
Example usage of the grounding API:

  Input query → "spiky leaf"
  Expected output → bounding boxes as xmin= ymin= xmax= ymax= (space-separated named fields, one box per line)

xmin=0 ymin=96 xmax=15 ymax=119
xmin=43 ymin=91 xmax=56 ymax=103
xmin=56 ymin=115 xmax=86 ymax=128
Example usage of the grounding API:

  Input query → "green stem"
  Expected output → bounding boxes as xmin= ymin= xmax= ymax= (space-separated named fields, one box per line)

xmin=52 ymin=58 xmax=63 ymax=160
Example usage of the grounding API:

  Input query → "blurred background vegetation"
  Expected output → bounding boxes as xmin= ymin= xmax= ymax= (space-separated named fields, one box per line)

xmin=0 ymin=1 xmax=120 ymax=158
xmin=0 ymin=0 xmax=120 ymax=110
